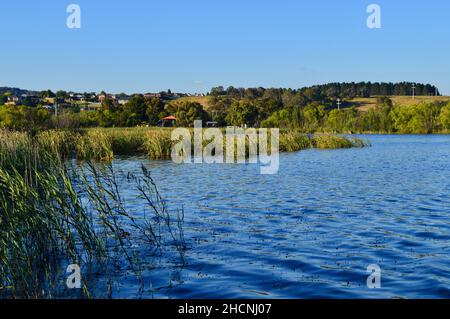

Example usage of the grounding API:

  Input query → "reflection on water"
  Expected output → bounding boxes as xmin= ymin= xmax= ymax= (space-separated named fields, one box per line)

xmin=97 ymin=135 xmax=450 ymax=298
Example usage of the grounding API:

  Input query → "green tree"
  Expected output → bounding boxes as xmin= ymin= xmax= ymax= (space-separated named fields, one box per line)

xmin=56 ymin=90 xmax=69 ymax=101
xmin=225 ymin=101 xmax=258 ymax=126
xmin=255 ymin=98 xmax=281 ymax=122
xmin=439 ymin=103 xmax=450 ymax=130
xmin=146 ymin=97 xmax=165 ymax=126
xmin=376 ymin=96 xmax=393 ymax=108
xmin=101 ymin=97 xmax=117 ymax=112
xmin=210 ymin=86 xmax=225 ymax=97
xmin=326 ymin=109 xmax=347 ymax=132
xmin=22 ymin=96 xmax=38 ymax=107
xmin=410 ymin=103 xmax=441 ymax=133
xmin=0 ymin=105 xmax=50 ymax=130
xmin=41 ymin=90 xmax=55 ymax=98
xmin=302 ymin=104 xmax=326 ymax=132
xmin=0 ymin=105 xmax=27 ymax=129
xmin=261 ymin=108 xmax=293 ymax=128
xmin=392 ymin=103 xmax=441 ymax=133
xmin=0 ymin=94 xmax=7 ymax=105
xmin=122 ymin=95 xmax=148 ymax=126
xmin=392 ymin=106 xmax=414 ymax=133
xmin=165 ymin=101 xmax=209 ymax=127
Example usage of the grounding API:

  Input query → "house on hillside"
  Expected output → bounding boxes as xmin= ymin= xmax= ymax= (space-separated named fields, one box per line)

xmin=69 ymin=93 xmax=85 ymax=102
xmin=43 ymin=97 xmax=56 ymax=104
xmin=99 ymin=93 xmax=116 ymax=102
xmin=144 ymin=93 xmax=162 ymax=99
xmin=5 ymin=95 xmax=19 ymax=106
xmin=118 ymin=98 xmax=129 ymax=105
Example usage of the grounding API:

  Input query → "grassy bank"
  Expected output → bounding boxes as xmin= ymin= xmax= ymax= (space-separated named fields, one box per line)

xmin=27 ymin=127 xmax=368 ymax=161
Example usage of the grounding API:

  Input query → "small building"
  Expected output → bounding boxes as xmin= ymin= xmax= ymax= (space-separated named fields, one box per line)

xmin=43 ymin=97 xmax=56 ymax=104
xmin=206 ymin=121 xmax=219 ymax=127
xmin=159 ymin=116 xmax=176 ymax=127
xmin=99 ymin=93 xmax=116 ymax=102
xmin=69 ymin=94 xmax=85 ymax=102
xmin=5 ymin=95 xmax=19 ymax=106
xmin=144 ymin=93 xmax=162 ymax=99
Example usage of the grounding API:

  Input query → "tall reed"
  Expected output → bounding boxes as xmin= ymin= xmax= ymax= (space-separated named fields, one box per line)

xmin=29 ymin=128 xmax=368 ymax=162
xmin=0 ymin=129 xmax=185 ymax=298
xmin=143 ymin=130 xmax=173 ymax=159
xmin=279 ymin=132 xmax=313 ymax=152
xmin=312 ymin=134 xmax=367 ymax=149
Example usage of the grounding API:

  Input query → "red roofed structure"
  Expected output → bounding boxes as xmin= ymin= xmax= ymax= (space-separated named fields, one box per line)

xmin=159 ymin=116 xmax=177 ymax=127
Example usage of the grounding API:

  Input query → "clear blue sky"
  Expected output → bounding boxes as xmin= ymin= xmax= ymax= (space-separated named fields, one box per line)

xmin=1 ymin=0 xmax=449 ymax=94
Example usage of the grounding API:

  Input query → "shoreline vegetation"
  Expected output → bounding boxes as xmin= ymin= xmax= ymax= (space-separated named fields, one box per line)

xmin=6 ymin=128 xmax=369 ymax=161
xmin=0 ymin=129 xmax=186 ymax=298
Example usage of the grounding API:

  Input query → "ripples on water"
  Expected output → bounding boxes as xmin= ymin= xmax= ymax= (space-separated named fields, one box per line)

xmin=105 ymin=135 xmax=450 ymax=298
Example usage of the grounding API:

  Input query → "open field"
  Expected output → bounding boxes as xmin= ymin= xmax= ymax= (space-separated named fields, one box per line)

xmin=175 ymin=96 xmax=450 ymax=113
xmin=175 ymin=95 xmax=450 ymax=113
xmin=176 ymin=96 xmax=212 ymax=109
xmin=350 ymin=96 xmax=450 ymax=112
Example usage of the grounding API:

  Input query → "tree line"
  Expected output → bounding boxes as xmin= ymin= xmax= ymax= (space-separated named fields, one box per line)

xmin=261 ymin=97 xmax=450 ymax=134
xmin=0 ymin=83 xmax=448 ymax=133
xmin=210 ymin=82 xmax=440 ymax=99
xmin=0 ymin=94 xmax=209 ymax=131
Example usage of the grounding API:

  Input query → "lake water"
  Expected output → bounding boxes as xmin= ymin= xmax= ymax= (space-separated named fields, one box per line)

xmin=98 ymin=135 xmax=450 ymax=298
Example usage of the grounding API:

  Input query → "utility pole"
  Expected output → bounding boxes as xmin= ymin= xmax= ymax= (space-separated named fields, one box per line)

xmin=337 ymin=98 xmax=341 ymax=110
xmin=54 ymin=98 xmax=58 ymax=117
xmin=412 ymin=83 xmax=416 ymax=99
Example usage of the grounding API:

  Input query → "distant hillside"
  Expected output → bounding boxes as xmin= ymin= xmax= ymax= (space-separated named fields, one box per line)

xmin=0 ymin=87 xmax=33 ymax=96
xmin=348 ymin=96 xmax=450 ymax=112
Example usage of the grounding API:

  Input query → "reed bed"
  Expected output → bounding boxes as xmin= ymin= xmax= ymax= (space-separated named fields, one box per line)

xmin=31 ymin=128 xmax=366 ymax=161
xmin=143 ymin=130 xmax=173 ymax=159
xmin=279 ymin=132 xmax=313 ymax=152
xmin=0 ymin=129 xmax=185 ymax=298
xmin=312 ymin=134 xmax=367 ymax=149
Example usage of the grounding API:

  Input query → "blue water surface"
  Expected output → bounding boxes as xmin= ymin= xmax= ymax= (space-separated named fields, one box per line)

xmin=104 ymin=135 xmax=450 ymax=299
